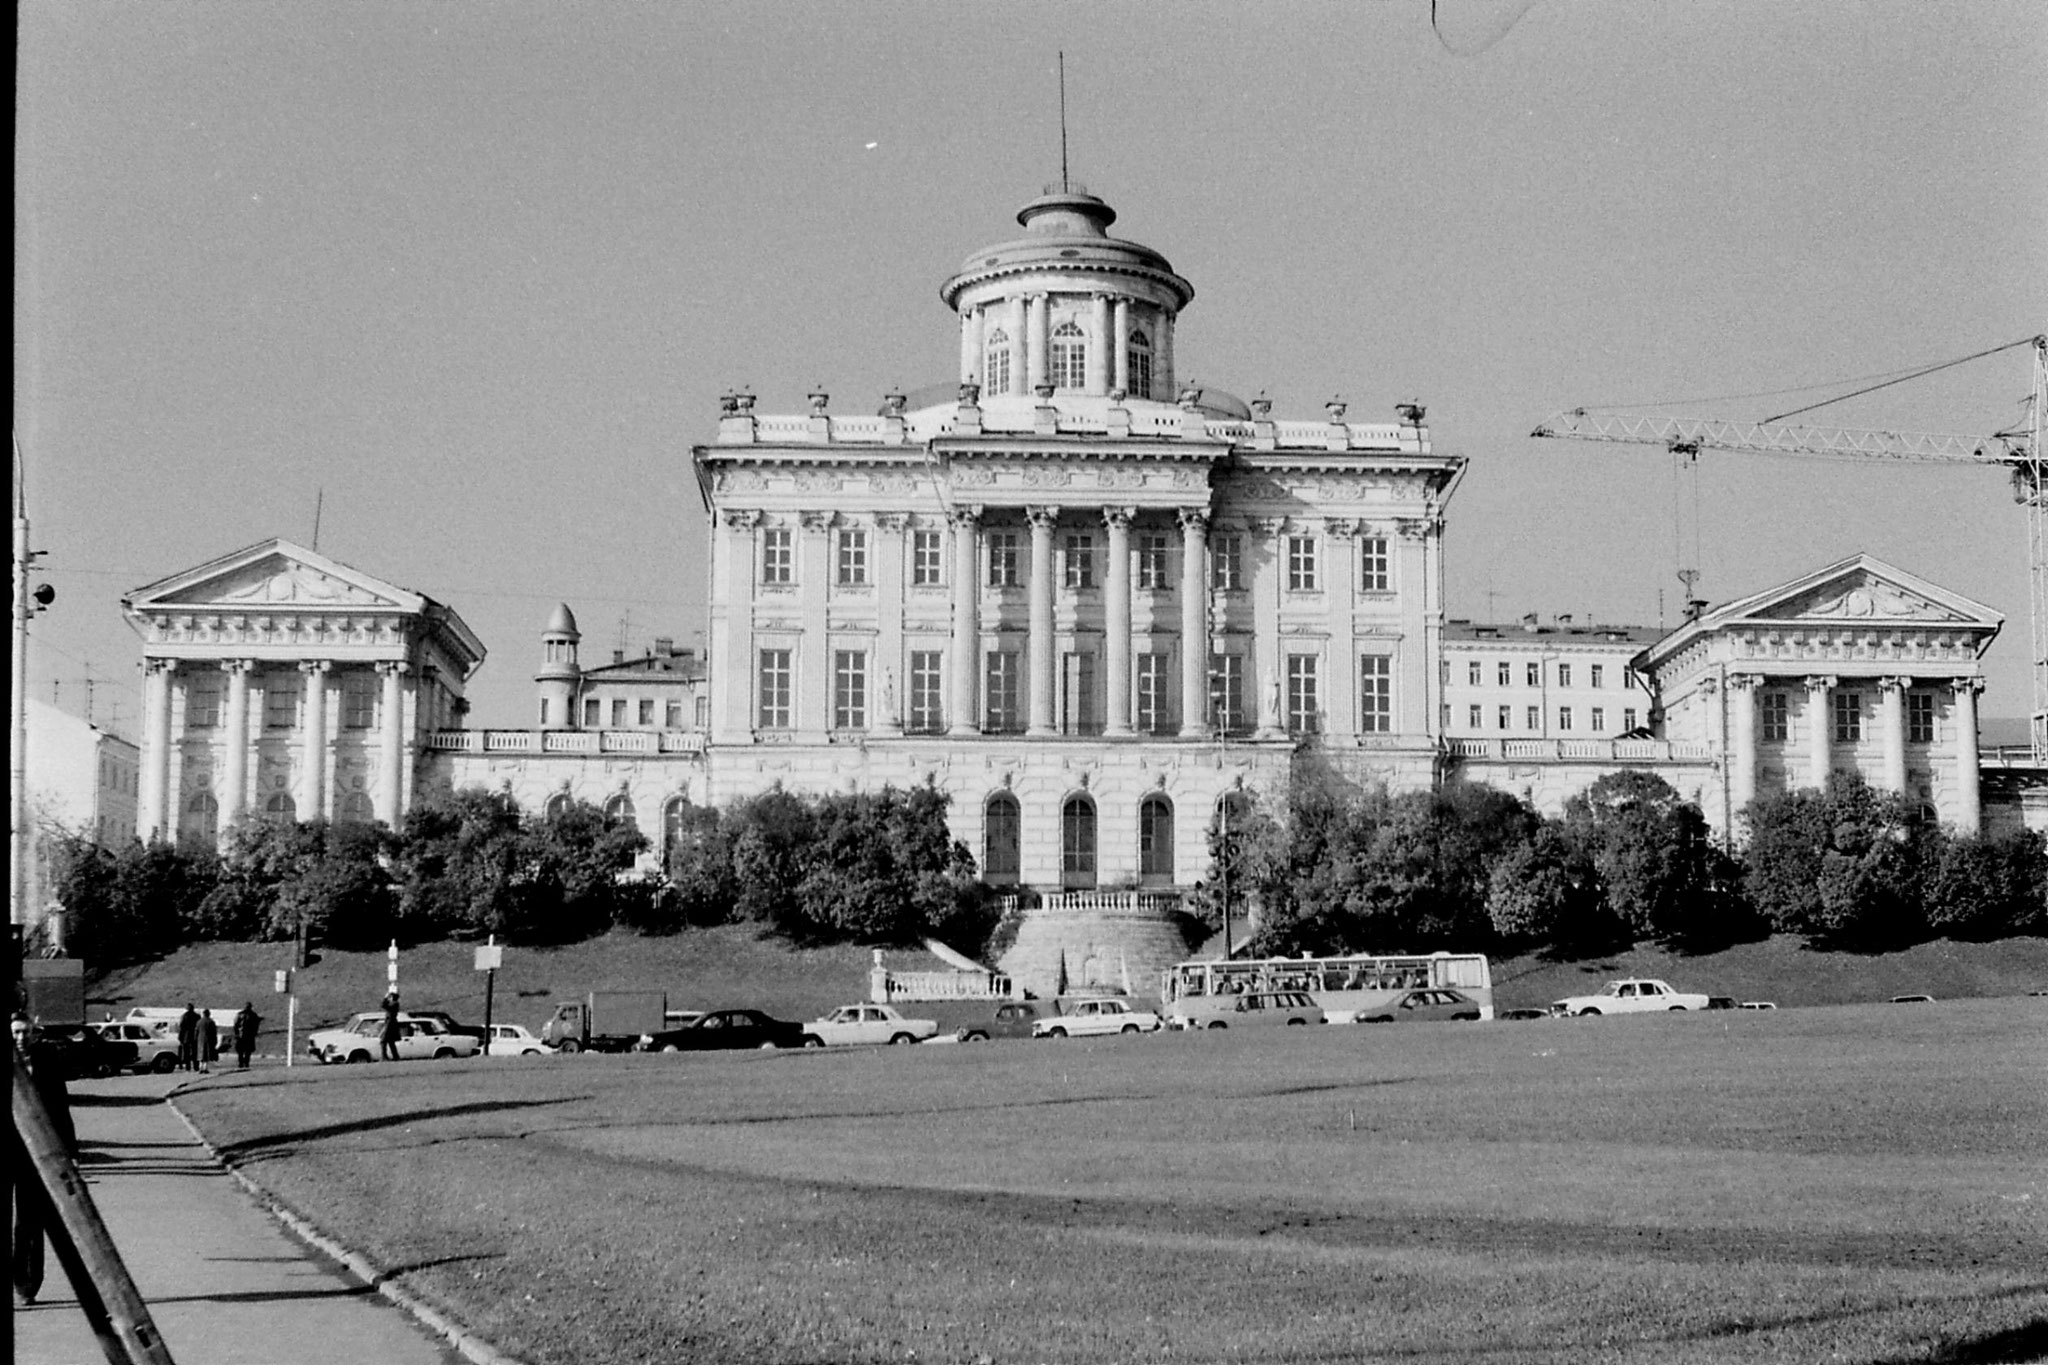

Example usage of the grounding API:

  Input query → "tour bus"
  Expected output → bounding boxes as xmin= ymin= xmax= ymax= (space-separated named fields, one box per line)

xmin=1162 ymin=953 xmax=1494 ymax=1026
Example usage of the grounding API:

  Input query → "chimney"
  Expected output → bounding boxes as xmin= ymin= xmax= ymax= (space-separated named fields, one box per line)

xmin=654 ymin=636 xmax=674 ymax=657
xmin=612 ymin=649 xmax=625 ymax=665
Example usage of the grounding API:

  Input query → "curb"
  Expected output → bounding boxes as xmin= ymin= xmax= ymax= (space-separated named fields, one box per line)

xmin=162 ymin=1099 xmax=529 ymax=1365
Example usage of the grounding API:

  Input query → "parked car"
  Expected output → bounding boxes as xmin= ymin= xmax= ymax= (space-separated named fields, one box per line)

xmin=1033 ymin=998 xmax=1163 ymax=1039
xmin=1355 ymin=989 xmax=1484 ymax=1024
xmin=953 ymin=1001 xmax=1044 ymax=1043
xmin=1496 ymin=1007 xmax=1551 ymax=1022
xmin=306 ymin=1013 xmax=484 ymax=1064
xmin=45 ymin=1026 xmax=139 ymax=1079
xmin=90 ymin=1020 xmax=182 ymax=1073
xmin=481 ymin=1023 xmax=553 ymax=1056
xmin=804 ymin=1004 xmax=939 ymax=1047
xmin=640 ymin=1009 xmax=807 ymax=1052
xmin=404 ymin=1009 xmax=488 ymax=1043
xmin=1891 ymin=994 xmax=1935 ymax=1004
xmin=1174 ymin=990 xmax=1323 ymax=1030
xmin=1550 ymin=978 xmax=1711 ymax=1016
xmin=1739 ymin=1001 xmax=1778 ymax=1011
xmin=1705 ymin=996 xmax=1739 ymax=1011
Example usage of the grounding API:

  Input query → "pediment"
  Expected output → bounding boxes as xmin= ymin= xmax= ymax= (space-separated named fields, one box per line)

xmin=127 ymin=540 xmax=422 ymax=615
xmin=1712 ymin=555 xmax=2000 ymax=632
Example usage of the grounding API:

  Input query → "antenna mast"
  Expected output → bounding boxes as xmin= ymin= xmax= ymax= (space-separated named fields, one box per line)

xmin=1058 ymin=51 xmax=1070 ymax=192
xmin=312 ymin=488 xmax=324 ymax=551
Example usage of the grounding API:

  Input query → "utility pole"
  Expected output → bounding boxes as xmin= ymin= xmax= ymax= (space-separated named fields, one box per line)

xmin=13 ymin=434 xmax=37 ymax=938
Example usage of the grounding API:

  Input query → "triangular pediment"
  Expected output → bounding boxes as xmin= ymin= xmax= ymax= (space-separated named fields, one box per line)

xmin=1714 ymin=555 xmax=2000 ymax=630
xmin=125 ymin=539 xmax=423 ymax=614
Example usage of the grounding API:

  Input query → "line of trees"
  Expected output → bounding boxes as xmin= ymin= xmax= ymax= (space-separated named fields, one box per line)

xmin=1203 ymin=762 xmax=2045 ymax=958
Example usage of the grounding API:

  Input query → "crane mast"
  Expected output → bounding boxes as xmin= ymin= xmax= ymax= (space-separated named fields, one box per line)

xmin=1531 ymin=335 xmax=2048 ymax=765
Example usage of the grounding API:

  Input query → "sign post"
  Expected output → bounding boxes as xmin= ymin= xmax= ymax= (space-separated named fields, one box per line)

xmin=474 ymin=936 xmax=502 ymax=1055
xmin=276 ymin=967 xmax=295 ymax=1068
xmin=387 ymin=938 xmax=399 ymax=997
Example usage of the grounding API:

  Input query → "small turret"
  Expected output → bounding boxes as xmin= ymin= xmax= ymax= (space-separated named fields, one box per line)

xmin=536 ymin=603 xmax=582 ymax=730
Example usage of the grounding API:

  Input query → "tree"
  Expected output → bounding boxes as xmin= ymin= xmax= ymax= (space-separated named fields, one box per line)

xmin=1922 ymin=829 xmax=2048 ymax=940
xmin=1562 ymin=770 xmax=1716 ymax=942
xmin=1745 ymin=773 xmax=1926 ymax=949
xmin=1486 ymin=824 xmax=1603 ymax=950
xmin=522 ymin=797 xmax=649 ymax=942
xmin=394 ymin=789 xmax=527 ymax=939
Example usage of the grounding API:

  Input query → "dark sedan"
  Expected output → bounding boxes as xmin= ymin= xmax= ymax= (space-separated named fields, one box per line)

xmin=1355 ymin=989 xmax=1483 ymax=1024
xmin=639 ymin=1009 xmax=806 ymax=1052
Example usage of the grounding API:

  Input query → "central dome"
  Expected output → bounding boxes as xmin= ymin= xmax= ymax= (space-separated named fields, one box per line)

xmin=940 ymin=188 xmax=1193 ymax=311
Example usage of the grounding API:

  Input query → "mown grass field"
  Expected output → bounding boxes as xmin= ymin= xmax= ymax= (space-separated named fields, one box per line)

xmin=170 ymin=997 xmax=2047 ymax=1365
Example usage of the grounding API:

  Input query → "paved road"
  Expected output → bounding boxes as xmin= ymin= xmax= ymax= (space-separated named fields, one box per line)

xmin=14 ymin=1071 xmax=467 ymax=1365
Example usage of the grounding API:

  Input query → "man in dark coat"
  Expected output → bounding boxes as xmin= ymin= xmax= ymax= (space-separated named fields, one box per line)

xmin=12 ymin=1013 xmax=76 ymax=1305
xmin=380 ymin=991 xmax=402 ymax=1062
xmin=199 ymin=1009 xmax=219 ymax=1073
xmin=232 ymin=1003 xmax=260 ymax=1070
xmin=176 ymin=1003 xmax=200 ymax=1072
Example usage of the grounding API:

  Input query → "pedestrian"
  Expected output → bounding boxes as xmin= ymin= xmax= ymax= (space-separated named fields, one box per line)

xmin=11 ymin=1013 xmax=76 ymax=1306
xmin=380 ymin=991 xmax=402 ymax=1062
xmin=199 ymin=1009 xmax=219 ymax=1073
xmin=176 ymin=1002 xmax=200 ymax=1072
xmin=232 ymin=1002 xmax=260 ymax=1070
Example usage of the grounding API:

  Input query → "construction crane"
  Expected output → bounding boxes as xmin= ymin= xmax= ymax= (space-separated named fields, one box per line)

xmin=1531 ymin=334 xmax=2048 ymax=765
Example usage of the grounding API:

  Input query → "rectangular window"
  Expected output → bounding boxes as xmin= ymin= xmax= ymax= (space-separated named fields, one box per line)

xmin=909 ymin=651 xmax=944 ymax=733
xmin=761 ymin=528 xmax=793 ymax=585
xmin=1210 ymin=653 xmax=1247 ymax=734
xmin=1129 ymin=345 xmax=1153 ymax=398
xmin=1468 ymin=704 xmax=1482 ymax=728
xmin=610 ymin=698 xmax=627 ymax=728
xmin=1136 ymin=653 xmax=1172 ymax=735
xmin=1497 ymin=661 xmax=1511 ymax=687
xmin=987 ymin=531 xmax=1021 ymax=588
xmin=1907 ymin=692 xmax=1936 ymax=744
xmin=1286 ymin=655 xmax=1320 ymax=734
xmin=1526 ymin=705 xmax=1541 ymax=730
xmin=1558 ymin=706 xmax=1573 ymax=732
xmin=1590 ymin=664 xmax=1605 ymax=689
xmin=1063 ymin=533 xmax=1095 ymax=590
xmin=583 ymin=697 xmax=601 ymax=728
xmin=1591 ymin=706 xmax=1605 ymax=732
xmin=1467 ymin=661 xmax=1482 ymax=686
xmin=985 ymin=341 xmax=1011 ymax=395
xmin=1211 ymin=533 xmax=1243 ymax=591
xmin=1359 ymin=655 xmax=1392 ymax=734
xmin=1557 ymin=663 xmax=1572 ymax=688
xmin=263 ymin=674 xmax=299 ymax=730
xmin=1060 ymin=652 xmax=1097 ymax=735
xmin=985 ymin=651 xmax=1022 ymax=733
xmin=1833 ymin=691 xmax=1862 ymax=743
xmin=912 ymin=529 xmax=944 ymax=586
xmin=1286 ymin=536 xmax=1318 ymax=592
xmin=1623 ymin=707 xmax=1639 ymax=733
xmin=638 ymin=698 xmax=655 ymax=726
xmin=341 ymin=673 xmax=375 ymax=730
xmin=1137 ymin=532 xmax=1170 ymax=590
xmin=833 ymin=650 xmax=867 ymax=730
xmin=1359 ymin=536 xmax=1389 ymax=592
xmin=665 ymin=698 xmax=684 ymax=729
xmin=757 ymin=650 xmax=792 ymax=730
xmin=1498 ymin=705 xmax=1511 ymax=731
xmin=1526 ymin=662 xmax=1540 ymax=687
xmin=1759 ymin=691 xmax=1788 ymax=742
xmin=837 ymin=529 xmax=868 ymax=586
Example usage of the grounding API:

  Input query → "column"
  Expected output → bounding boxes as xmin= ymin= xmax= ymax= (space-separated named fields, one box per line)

xmin=1026 ymin=294 xmax=1049 ymax=395
xmin=1178 ymin=508 xmax=1210 ymax=737
xmin=139 ymin=659 xmax=175 ymax=841
xmin=1728 ymin=673 xmax=1760 ymax=816
xmin=299 ymin=660 xmax=331 ymax=822
xmin=1247 ymin=517 xmax=1283 ymax=738
xmin=1803 ymin=675 xmax=1835 ymax=791
xmin=949 ymin=507 xmax=981 ymax=735
xmin=1008 ymin=296 xmax=1029 ymax=397
xmin=1157 ymin=314 xmax=1174 ymax=398
xmin=1089 ymin=294 xmax=1112 ymax=395
xmin=1026 ymin=506 xmax=1058 ymax=736
xmin=219 ymin=660 xmax=254 ymax=829
xmin=377 ymin=660 xmax=409 ymax=825
xmin=1112 ymin=298 xmax=1131 ymax=395
xmin=1103 ymin=508 xmax=1133 ymax=736
xmin=874 ymin=513 xmax=906 ymax=735
xmin=1952 ymin=677 xmax=1983 ymax=834
xmin=958 ymin=308 xmax=978 ymax=385
xmin=1879 ymin=676 xmax=1909 ymax=795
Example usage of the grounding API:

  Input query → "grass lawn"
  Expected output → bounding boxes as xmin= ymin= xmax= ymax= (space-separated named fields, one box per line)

xmin=170 ymin=997 xmax=2047 ymax=1365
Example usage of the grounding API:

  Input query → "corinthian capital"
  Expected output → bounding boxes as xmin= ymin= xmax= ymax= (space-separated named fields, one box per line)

xmin=1025 ymin=506 xmax=1061 ymax=532
xmin=722 ymin=508 xmax=762 ymax=530
xmin=1177 ymin=508 xmax=1211 ymax=537
xmin=1101 ymin=506 xmax=1135 ymax=532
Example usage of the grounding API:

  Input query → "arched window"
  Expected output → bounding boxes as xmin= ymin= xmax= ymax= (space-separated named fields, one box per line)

xmin=662 ymin=796 xmax=689 ymax=861
xmin=1060 ymin=794 xmax=1097 ymax=889
xmin=1139 ymin=795 xmax=1175 ymax=884
xmin=180 ymin=793 xmax=218 ymax=849
xmin=338 ymin=791 xmax=374 ymax=825
xmin=1126 ymin=328 xmax=1153 ymax=399
xmin=983 ymin=792 xmax=1020 ymax=885
xmin=264 ymin=792 xmax=297 ymax=826
xmin=1051 ymin=320 xmax=1086 ymax=390
xmin=604 ymin=792 xmax=637 ymax=828
xmin=984 ymin=328 xmax=1012 ymax=396
xmin=543 ymin=792 xmax=571 ymax=822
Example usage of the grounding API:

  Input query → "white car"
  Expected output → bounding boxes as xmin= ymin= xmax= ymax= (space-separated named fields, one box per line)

xmin=802 ymin=1004 xmax=939 ymax=1047
xmin=306 ymin=1013 xmax=484 ymax=1064
xmin=1550 ymin=979 xmax=1711 ymax=1017
xmin=1033 ymin=998 xmax=1163 ymax=1038
xmin=481 ymin=1023 xmax=552 ymax=1056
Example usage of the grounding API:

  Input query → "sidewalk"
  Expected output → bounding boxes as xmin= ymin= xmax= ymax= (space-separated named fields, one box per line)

xmin=13 ymin=1071 xmax=467 ymax=1365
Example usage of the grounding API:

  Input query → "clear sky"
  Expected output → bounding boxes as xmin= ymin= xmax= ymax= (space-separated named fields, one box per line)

xmin=17 ymin=1 xmax=2047 ymax=735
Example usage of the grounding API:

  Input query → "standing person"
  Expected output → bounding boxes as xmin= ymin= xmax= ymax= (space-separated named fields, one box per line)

xmin=380 ymin=991 xmax=402 ymax=1062
xmin=11 ymin=1013 xmax=76 ymax=1305
xmin=199 ymin=1009 xmax=219 ymax=1074
xmin=176 ymin=1002 xmax=200 ymax=1073
xmin=232 ymin=1002 xmax=260 ymax=1070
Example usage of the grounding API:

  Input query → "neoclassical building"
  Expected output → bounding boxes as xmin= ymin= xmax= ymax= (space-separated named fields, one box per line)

xmin=123 ymin=540 xmax=486 ymax=843
xmin=694 ymin=187 xmax=1465 ymax=915
xmin=1637 ymin=554 xmax=2000 ymax=835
